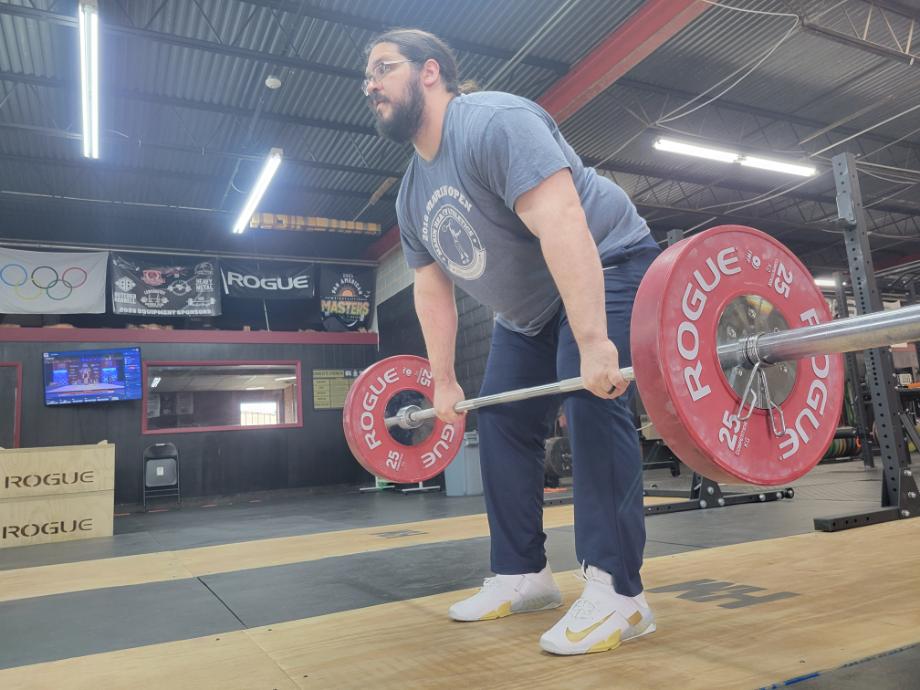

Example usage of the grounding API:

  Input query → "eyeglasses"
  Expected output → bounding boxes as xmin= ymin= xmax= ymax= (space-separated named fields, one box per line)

xmin=362 ymin=59 xmax=414 ymax=96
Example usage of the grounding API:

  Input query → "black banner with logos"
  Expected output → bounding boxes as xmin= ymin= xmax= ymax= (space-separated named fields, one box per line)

xmin=319 ymin=266 xmax=374 ymax=331
xmin=110 ymin=254 xmax=221 ymax=316
xmin=220 ymin=260 xmax=315 ymax=300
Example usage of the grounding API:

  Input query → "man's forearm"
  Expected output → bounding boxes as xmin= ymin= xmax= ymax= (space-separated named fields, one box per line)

xmin=414 ymin=265 xmax=459 ymax=384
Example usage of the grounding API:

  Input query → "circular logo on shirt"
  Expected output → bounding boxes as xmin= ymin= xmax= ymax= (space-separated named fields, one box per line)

xmin=430 ymin=204 xmax=486 ymax=280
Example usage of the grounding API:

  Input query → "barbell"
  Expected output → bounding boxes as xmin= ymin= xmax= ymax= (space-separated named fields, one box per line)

xmin=342 ymin=225 xmax=920 ymax=486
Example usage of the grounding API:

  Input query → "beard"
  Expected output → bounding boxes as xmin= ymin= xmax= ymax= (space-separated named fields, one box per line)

xmin=371 ymin=77 xmax=424 ymax=144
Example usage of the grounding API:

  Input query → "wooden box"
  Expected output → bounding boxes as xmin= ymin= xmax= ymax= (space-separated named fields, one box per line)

xmin=0 ymin=443 xmax=115 ymax=548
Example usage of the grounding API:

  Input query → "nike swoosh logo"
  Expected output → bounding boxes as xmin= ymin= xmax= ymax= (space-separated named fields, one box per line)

xmin=565 ymin=612 xmax=614 ymax=643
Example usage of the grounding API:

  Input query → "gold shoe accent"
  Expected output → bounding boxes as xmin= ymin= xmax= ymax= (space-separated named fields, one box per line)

xmin=627 ymin=610 xmax=642 ymax=626
xmin=478 ymin=601 xmax=512 ymax=620
xmin=588 ymin=629 xmax=623 ymax=654
xmin=564 ymin=612 xmax=614 ymax=643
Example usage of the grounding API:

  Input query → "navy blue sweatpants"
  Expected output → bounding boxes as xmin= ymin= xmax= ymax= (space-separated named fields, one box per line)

xmin=476 ymin=233 xmax=660 ymax=597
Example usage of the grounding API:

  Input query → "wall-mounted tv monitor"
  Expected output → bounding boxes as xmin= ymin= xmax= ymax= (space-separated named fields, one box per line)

xmin=43 ymin=347 xmax=143 ymax=406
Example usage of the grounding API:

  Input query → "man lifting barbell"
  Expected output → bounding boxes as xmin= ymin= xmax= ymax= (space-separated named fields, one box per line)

xmin=363 ymin=28 xmax=658 ymax=656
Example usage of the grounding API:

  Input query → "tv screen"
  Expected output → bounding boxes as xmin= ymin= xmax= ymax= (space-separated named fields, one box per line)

xmin=43 ymin=347 xmax=143 ymax=406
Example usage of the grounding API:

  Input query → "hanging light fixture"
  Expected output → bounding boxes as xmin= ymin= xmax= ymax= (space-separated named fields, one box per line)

xmin=78 ymin=0 xmax=100 ymax=159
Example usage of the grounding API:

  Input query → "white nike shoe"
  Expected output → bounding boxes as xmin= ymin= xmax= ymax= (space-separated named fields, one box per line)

xmin=539 ymin=564 xmax=656 ymax=655
xmin=448 ymin=563 xmax=563 ymax=622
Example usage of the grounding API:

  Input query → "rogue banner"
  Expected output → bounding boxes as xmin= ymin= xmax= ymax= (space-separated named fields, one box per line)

xmin=220 ymin=260 xmax=315 ymax=300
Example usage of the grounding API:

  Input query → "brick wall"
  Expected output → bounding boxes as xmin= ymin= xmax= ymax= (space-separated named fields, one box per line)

xmin=372 ymin=245 xmax=415 ymax=330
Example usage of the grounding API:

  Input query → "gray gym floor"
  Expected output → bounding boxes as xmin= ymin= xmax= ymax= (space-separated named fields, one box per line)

xmin=0 ymin=459 xmax=916 ymax=688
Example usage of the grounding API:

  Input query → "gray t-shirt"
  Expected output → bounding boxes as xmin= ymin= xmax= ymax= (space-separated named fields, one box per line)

xmin=396 ymin=91 xmax=649 ymax=336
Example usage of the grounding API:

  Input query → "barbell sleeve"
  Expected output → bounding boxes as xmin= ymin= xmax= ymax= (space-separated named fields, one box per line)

xmin=744 ymin=302 xmax=920 ymax=366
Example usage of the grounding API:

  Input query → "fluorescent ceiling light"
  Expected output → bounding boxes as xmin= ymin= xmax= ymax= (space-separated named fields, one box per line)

xmin=653 ymin=137 xmax=816 ymax=177
xmin=150 ymin=377 xmax=161 ymax=388
xmin=653 ymin=137 xmax=737 ymax=163
xmin=814 ymin=277 xmax=838 ymax=287
xmin=274 ymin=376 xmax=297 ymax=381
xmin=78 ymin=0 xmax=99 ymax=159
xmin=741 ymin=155 xmax=816 ymax=177
xmin=245 ymin=386 xmax=265 ymax=390
xmin=233 ymin=148 xmax=283 ymax=234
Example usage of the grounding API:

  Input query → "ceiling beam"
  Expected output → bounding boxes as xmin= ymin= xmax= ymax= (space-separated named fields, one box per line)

xmin=0 ymin=1 xmax=568 ymax=89
xmin=0 ymin=148 xmax=395 ymax=204
xmin=636 ymin=200 xmax=918 ymax=272
xmin=802 ymin=22 xmax=920 ymax=66
xmin=127 ymin=89 xmax=377 ymax=137
xmin=6 ymin=65 xmax=918 ymax=160
xmin=537 ymin=0 xmax=710 ymax=123
xmin=591 ymin=158 xmax=920 ymax=219
xmin=238 ymin=0 xmax=570 ymax=74
xmin=0 ymin=122 xmax=401 ymax=178
xmin=0 ymin=69 xmax=378 ymax=137
xmin=614 ymin=77 xmax=920 ymax=153
xmin=0 ymin=4 xmax=362 ymax=80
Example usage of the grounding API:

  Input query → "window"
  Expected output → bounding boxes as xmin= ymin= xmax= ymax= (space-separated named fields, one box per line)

xmin=143 ymin=361 xmax=301 ymax=434
xmin=240 ymin=401 xmax=279 ymax=426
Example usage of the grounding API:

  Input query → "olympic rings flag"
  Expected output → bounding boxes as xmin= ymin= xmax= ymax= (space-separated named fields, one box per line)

xmin=0 ymin=247 xmax=107 ymax=314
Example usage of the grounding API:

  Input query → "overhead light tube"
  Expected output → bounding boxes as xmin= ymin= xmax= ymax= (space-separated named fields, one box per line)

xmin=740 ymin=155 xmax=816 ymax=177
xmin=653 ymin=137 xmax=817 ymax=177
xmin=233 ymin=148 xmax=283 ymax=234
xmin=78 ymin=0 xmax=99 ymax=159
xmin=653 ymin=137 xmax=738 ymax=163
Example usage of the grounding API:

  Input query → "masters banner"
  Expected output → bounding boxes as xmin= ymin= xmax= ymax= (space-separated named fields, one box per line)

xmin=319 ymin=266 xmax=374 ymax=331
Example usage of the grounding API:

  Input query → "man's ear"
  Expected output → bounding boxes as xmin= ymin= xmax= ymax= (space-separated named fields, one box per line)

xmin=420 ymin=58 xmax=441 ymax=88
